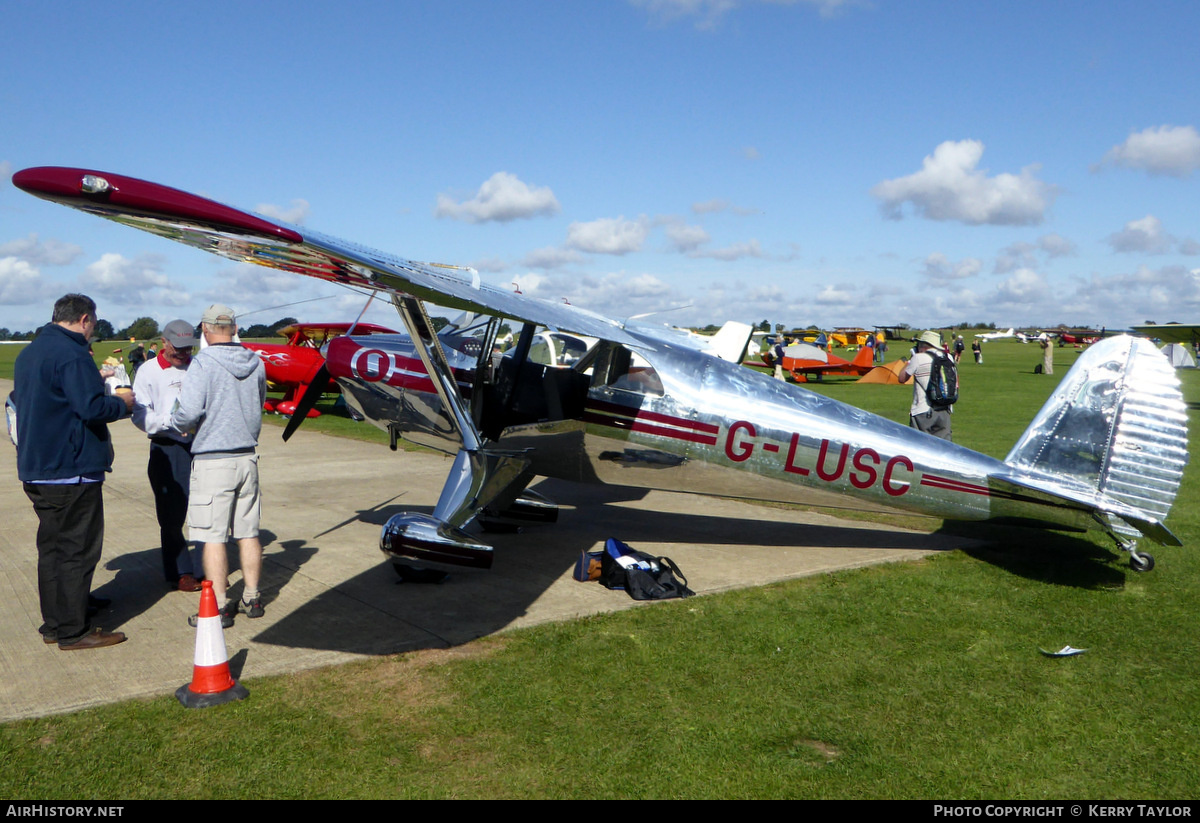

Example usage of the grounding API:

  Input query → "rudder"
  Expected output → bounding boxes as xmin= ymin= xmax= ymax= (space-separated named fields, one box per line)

xmin=1003 ymin=335 xmax=1189 ymax=542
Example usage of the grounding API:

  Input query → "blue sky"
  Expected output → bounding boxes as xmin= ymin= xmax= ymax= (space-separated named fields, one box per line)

xmin=2 ymin=0 xmax=1198 ymax=335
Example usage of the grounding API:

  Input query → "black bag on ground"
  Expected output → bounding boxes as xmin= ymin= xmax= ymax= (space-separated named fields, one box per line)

xmin=599 ymin=538 xmax=695 ymax=601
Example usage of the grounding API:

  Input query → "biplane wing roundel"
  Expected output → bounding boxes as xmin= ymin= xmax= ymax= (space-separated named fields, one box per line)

xmin=12 ymin=166 xmax=642 ymax=348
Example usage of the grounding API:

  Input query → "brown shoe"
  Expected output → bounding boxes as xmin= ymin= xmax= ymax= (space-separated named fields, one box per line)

xmin=176 ymin=574 xmax=203 ymax=592
xmin=58 ymin=628 xmax=126 ymax=650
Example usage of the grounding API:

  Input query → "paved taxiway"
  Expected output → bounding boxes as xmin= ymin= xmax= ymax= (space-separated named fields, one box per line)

xmin=0 ymin=377 xmax=975 ymax=721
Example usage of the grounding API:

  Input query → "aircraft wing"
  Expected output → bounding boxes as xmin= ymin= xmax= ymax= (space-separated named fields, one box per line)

xmin=1132 ymin=324 xmax=1200 ymax=346
xmin=13 ymin=167 xmax=643 ymax=348
xmin=278 ymin=322 xmax=398 ymax=337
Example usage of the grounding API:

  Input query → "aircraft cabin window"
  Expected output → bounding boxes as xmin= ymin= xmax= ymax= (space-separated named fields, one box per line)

xmin=599 ymin=344 xmax=663 ymax=397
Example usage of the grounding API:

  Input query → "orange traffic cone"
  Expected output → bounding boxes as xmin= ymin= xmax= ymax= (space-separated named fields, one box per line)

xmin=176 ymin=581 xmax=249 ymax=708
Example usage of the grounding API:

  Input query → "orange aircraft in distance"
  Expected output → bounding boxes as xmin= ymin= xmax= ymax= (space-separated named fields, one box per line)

xmin=778 ymin=337 xmax=878 ymax=382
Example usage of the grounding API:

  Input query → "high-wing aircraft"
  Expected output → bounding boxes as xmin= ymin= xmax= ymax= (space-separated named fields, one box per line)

xmin=245 ymin=321 xmax=397 ymax=417
xmin=14 ymin=167 xmax=1190 ymax=574
xmin=1133 ymin=324 xmax=1200 ymax=349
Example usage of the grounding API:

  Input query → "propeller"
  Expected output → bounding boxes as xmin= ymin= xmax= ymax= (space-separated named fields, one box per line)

xmin=282 ymin=363 xmax=329 ymax=442
xmin=282 ymin=290 xmax=376 ymax=442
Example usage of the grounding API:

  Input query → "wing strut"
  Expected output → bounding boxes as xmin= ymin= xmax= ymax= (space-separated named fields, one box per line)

xmin=393 ymin=293 xmax=482 ymax=451
xmin=379 ymin=294 xmax=533 ymax=568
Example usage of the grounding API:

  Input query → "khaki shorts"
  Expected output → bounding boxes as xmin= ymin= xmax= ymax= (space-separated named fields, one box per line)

xmin=187 ymin=454 xmax=260 ymax=543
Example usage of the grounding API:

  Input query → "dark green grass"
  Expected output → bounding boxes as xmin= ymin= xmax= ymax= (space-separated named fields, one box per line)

xmin=1 ymin=335 xmax=1198 ymax=798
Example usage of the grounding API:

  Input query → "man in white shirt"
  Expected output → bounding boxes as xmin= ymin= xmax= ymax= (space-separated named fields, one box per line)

xmin=132 ymin=319 xmax=203 ymax=591
xmin=898 ymin=330 xmax=953 ymax=441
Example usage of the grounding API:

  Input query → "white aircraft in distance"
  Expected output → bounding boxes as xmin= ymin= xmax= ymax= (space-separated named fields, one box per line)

xmin=13 ymin=166 xmax=1190 ymax=575
xmin=974 ymin=328 xmax=1016 ymax=341
xmin=1016 ymin=331 xmax=1057 ymax=344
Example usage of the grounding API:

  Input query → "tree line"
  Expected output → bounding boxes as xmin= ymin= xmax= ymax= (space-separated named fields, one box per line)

xmin=0 ymin=316 xmax=301 ymax=342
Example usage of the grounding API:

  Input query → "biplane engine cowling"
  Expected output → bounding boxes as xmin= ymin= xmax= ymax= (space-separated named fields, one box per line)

xmin=380 ymin=513 xmax=494 ymax=569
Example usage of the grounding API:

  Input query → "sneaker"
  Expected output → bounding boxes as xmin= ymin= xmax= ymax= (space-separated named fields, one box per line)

xmin=188 ymin=602 xmax=236 ymax=629
xmin=240 ymin=597 xmax=264 ymax=618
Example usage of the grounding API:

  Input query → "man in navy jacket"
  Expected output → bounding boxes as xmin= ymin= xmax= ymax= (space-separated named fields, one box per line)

xmin=15 ymin=294 xmax=134 ymax=650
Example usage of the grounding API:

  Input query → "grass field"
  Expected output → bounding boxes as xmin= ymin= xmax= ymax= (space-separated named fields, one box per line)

xmin=1 ymin=334 xmax=1197 ymax=799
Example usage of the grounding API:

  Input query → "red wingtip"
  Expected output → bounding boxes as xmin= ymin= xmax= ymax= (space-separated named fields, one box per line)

xmin=13 ymin=166 xmax=303 ymax=244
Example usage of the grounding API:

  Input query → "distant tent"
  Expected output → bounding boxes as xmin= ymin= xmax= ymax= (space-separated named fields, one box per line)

xmin=1161 ymin=343 xmax=1196 ymax=369
xmin=857 ymin=359 xmax=913 ymax=384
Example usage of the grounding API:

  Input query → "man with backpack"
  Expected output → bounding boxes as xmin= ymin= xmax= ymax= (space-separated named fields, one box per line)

xmin=899 ymin=330 xmax=956 ymax=442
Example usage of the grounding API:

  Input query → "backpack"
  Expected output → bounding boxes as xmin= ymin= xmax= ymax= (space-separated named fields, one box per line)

xmin=923 ymin=351 xmax=958 ymax=409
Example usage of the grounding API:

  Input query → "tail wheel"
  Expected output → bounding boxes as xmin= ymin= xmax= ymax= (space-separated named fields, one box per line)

xmin=1130 ymin=552 xmax=1155 ymax=573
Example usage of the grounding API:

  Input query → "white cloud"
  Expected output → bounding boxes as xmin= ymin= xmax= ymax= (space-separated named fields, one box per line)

xmin=1060 ymin=265 xmax=1200 ymax=325
xmin=664 ymin=221 xmax=711 ymax=253
xmin=255 ymin=199 xmax=311 ymax=225
xmin=565 ymin=216 xmax=650 ymax=255
xmin=871 ymin=140 xmax=1055 ymax=226
xmin=521 ymin=270 xmax=676 ymax=319
xmin=994 ymin=234 xmax=1076 ymax=274
xmin=690 ymin=198 xmax=758 ymax=216
xmin=469 ymin=256 xmax=509 ymax=274
xmin=78 ymin=253 xmax=191 ymax=307
xmin=1038 ymin=233 xmax=1076 ymax=258
xmin=692 ymin=199 xmax=729 ymax=215
xmin=0 ymin=257 xmax=46 ymax=304
xmin=993 ymin=268 xmax=1049 ymax=304
xmin=994 ymin=242 xmax=1036 ymax=275
xmin=1096 ymin=125 xmax=1200 ymax=177
xmin=690 ymin=239 xmax=764 ymax=261
xmin=813 ymin=284 xmax=857 ymax=307
xmin=203 ymin=262 xmax=308 ymax=310
xmin=435 ymin=172 xmax=560 ymax=224
xmin=0 ymin=233 xmax=83 ymax=266
xmin=1106 ymin=215 xmax=1174 ymax=254
xmin=631 ymin=0 xmax=740 ymax=29
xmin=0 ymin=160 xmax=11 ymax=181
xmin=521 ymin=246 xmax=583 ymax=270
xmin=923 ymin=253 xmax=982 ymax=282
xmin=631 ymin=0 xmax=855 ymax=29
xmin=743 ymin=146 xmax=761 ymax=160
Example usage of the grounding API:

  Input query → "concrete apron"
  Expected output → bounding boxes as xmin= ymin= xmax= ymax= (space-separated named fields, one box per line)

xmin=0 ymin=377 xmax=968 ymax=721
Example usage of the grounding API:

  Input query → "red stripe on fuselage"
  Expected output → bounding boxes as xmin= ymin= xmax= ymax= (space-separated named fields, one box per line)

xmin=919 ymin=474 xmax=992 ymax=497
xmin=586 ymin=398 xmax=720 ymax=435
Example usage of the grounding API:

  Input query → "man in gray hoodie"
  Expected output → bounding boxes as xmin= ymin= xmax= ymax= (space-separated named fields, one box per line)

xmin=172 ymin=305 xmax=267 ymax=626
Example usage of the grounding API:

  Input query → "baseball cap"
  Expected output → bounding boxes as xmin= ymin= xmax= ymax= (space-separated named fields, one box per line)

xmin=201 ymin=304 xmax=237 ymax=327
xmin=162 ymin=319 xmax=197 ymax=348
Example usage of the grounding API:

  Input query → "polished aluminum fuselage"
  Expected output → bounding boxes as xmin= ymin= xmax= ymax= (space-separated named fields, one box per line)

xmin=327 ymin=328 xmax=1087 ymax=534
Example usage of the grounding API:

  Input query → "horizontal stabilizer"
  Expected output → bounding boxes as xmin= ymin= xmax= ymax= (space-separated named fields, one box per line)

xmin=990 ymin=473 xmax=1181 ymax=547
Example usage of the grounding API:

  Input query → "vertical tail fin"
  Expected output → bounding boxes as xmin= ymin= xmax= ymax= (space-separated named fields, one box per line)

xmin=1003 ymin=335 xmax=1189 ymax=542
xmin=851 ymin=339 xmax=876 ymax=369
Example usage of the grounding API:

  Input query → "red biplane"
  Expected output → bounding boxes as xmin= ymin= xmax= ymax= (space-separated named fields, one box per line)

xmin=244 ymin=322 xmax=396 ymax=417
